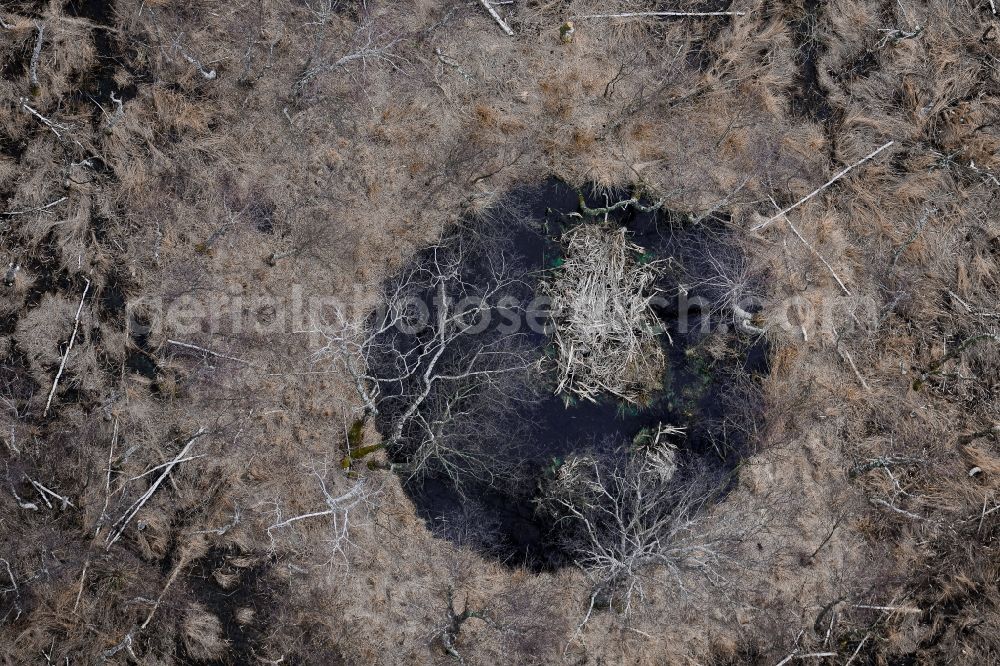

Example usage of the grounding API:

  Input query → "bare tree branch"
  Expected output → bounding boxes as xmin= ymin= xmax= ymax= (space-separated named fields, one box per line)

xmin=44 ymin=278 xmax=90 ymax=416
xmin=479 ymin=0 xmax=514 ymax=36
xmin=575 ymin=11 xmax=747 ymax=19
xmin=752 ymin=141 xmax=895 ymax=232
xmin=106 ymin=428 xmax=208 ymax=548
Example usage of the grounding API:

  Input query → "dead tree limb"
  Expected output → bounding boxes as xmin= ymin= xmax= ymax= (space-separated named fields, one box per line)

xmin=105 ymin=428 xmax=208 ymax=548
xmin=479 ymin=0 xmax=515 ymax=36
xmin=167 ymin=339 xmax=251 ymax=365
xmin=764 ymin=198 xmax=851 ymax=295
xmin=44 ymin=278 xmax=90 ymax=416
xmin=140 ymin=557 xmax=186 ymax=629
xmin=0 ymin=558 xmax=21 ymax=622
xmin=752 ymin=141 xmax=895 ymax=232
xmin=439 ymin=585 xmax=489 ymax=664
xmin=837 ymin=347 xmax=870 ymax=391
xmin=20 ymin=98 xmax=70 ymax=139
xmin=264 ymin=472 xmax=371 ymax=564
xmin=2 ymin=196 xmax=67 ymax=217
xmin=576 ymin=10 xmax=747 ymax=19
xmin=311 ymin=240 xmax=534 ymax=489
xmin=28 ymin=477 xmax=74 ymax=509
xmin=29 ymin=22 xmax=44 ymax=93
xmin=180 ymin=50 xmax=216 ymax=79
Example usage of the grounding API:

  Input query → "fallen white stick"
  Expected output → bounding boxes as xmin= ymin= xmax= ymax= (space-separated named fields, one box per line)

xmin=2 ymin=196 xmax=67 ymax=216
xmin=123 ymin=454 xmax=206 ymax=484
xmin=837 ymin=347 xmax=870 ymax=391
xmin=767 ymin=199 xmax=852 ymax=295
xmin=167 ymin=339 xmax=250 ymax=364
xmin=267 ymin=480 xmax=366 ymax=531
xmin=576 ymin=10 xmax=747 ymax=18
xmin=44 ymin=279 xmax=90 ymax=416
xmin=479 ymin=0 xmax=514 ymax=35
xmin=20 ymin=98 xmax=70 ymax=139
xmin=29 ymin=478 xmax=74 ymax=509
xmin=29 ymin=22 xmax=44 ymax=90
xmin=845 ymin=634 xmax=869 ymax=665
xmin=870 ymin=498 xmax=923 ymax=521
xmin=105 ymin=427 xmax=207 ymax=548
xmin=181 ymin=51 xmax=216 ymax=79
xmin=752 ymin=141 xmax=895 ymax=232
xmin=854 ymin=603 xmax=921 ymax=614
xmin=72 ymin=559 xmax=88 ymax=613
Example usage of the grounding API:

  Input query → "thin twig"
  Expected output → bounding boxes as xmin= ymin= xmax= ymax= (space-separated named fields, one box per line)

xmin=181 ymin=50 xmax=216 ymax=79
xmin=564 ymin=591 xmax=597 ymax=655
xmin=854 ymin=603 xmax=921 ymax=614
xmin=871 ymin=498 xmax=923 ymax=520
xmin=752 ymin=141 xmax=895 ymax=232
xmin=44 ymin=279 xmax=90 ymax=416
xmin=96 ymin=418 xmax=117 ymax=537
xmin=837 ymin=347 xmax=871 ymax=391
xmin=141 ymin=558 xmax=186 ymax=629
xmin=29 ymin=478 xmax=74 ymax=508
xmin=72 ymin=560 xmax=88 ymax=613
xmin=845 ymin=634 xmax=870 ymax=665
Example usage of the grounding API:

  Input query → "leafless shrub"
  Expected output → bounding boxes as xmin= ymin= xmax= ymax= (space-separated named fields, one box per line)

xmin=261 ymin=465 xmax=375 ymax=567
xmin=538 ymin=447 xmax=750 ymax=615
xmin=311 ymin=234 xmax=536 ymax=492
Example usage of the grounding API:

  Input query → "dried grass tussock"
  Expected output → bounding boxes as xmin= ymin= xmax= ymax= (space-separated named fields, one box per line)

xmin=543 ymin=223 xmax=665 ymax=404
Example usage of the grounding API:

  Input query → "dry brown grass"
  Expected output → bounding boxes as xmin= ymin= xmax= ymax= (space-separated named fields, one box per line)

xmin=0 ymin=0 xmax=997 ymax=663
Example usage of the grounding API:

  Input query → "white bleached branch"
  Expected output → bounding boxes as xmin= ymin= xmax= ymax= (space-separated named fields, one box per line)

xmin=44 ymin=278 xmax=90 ymax=416
xmin=29 ymin=22 xmax=44 ymax=91
xmin=181 ymin=50 xmax=216 ymax=79
xmin=167 ymin=339 xmax=251 ymax=365
xmin=29 ymin=477 xmax=74 ymax=509
xmin=752 ymin=141 xmax=895 ymax=232
xmin=105 ymin=428 xmax=208 ymax=548
xmin=19 ymin=98 xmax=70 ymax=139
xmin=576 ymin=11 xmax=747 ymax=19
xmin=2 ymin=196 xmax=67 ymax=217
xmin=479 ymin=0 xmax=515 ymax=36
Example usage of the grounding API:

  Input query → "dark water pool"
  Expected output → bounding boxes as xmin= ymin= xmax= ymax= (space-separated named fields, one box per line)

xmin=377 ymin=179 xmax=768 ymax=568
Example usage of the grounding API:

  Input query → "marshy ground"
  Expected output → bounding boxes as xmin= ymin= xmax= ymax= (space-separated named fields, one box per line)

xmin=383 ymin=180 xmax=768 ymax=569
xmin=1 ymin=0 xmax=998 ymax=664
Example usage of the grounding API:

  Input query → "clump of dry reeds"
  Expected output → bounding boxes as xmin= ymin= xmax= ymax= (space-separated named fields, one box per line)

xmin=542 ymin=223 xmax=665 ymax=404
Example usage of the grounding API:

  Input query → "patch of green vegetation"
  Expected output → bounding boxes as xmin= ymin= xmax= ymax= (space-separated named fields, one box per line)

xmin=341 ymin=418 xmax=384 ymax=470
xmin=347 ymin=418 xmax=366 ymax=450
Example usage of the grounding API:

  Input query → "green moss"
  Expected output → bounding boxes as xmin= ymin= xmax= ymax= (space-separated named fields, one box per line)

xmin=347 ymin=418 xmax=366 ymax=450
xmin=341 ymin=418 xmax=384 ymax=470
